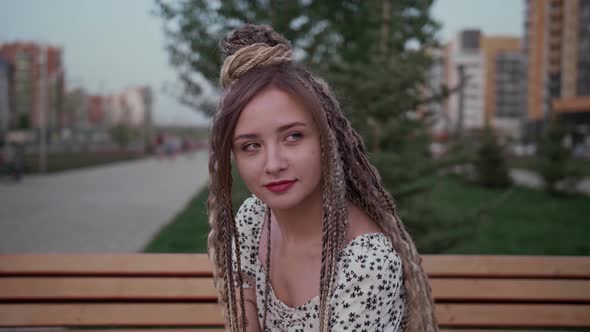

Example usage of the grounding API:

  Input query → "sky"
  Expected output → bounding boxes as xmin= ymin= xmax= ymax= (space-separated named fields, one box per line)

xmin=431 ymin=0 xmax=524 ymax=41
xmin=0 ymin=0 xmax=523 ymax=126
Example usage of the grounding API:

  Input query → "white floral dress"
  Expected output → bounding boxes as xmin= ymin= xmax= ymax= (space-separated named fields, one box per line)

xmin=232 ymin=196 xmax=408 ymax=331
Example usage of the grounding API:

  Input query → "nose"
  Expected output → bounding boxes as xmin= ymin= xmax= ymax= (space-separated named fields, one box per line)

xmin=264 ymin=143 xmax=287 ymax=175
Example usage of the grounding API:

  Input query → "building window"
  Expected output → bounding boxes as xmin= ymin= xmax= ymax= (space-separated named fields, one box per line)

xmin=496 ymin=52 xmax=524 ymax=118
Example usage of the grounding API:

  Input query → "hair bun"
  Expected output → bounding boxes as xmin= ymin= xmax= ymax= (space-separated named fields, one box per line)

xmin=219 ymin=24 xmax=293 ymax=88
xmin=219 ymin=24 xmax=291 ymax=59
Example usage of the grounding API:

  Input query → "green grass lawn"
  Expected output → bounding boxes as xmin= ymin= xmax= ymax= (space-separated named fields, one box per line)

xmin=427 ymin=177 xmax=590 ymax=255
xmin=143 ymin=186 xmax=211 ymax=253
xmin=143 ymin=167 xmax=251 ymax=253
xmin=144 ymin=175 xmax=590 ymax=255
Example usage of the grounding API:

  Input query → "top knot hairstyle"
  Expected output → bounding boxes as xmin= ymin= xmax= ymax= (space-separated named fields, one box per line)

xmin=207 ymin=24 xmax=439 ymax=332
xmin=219 ymin=24 xmax=293 ymax=89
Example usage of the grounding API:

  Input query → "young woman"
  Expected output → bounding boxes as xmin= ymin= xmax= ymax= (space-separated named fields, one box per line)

xmin=207 ymin=24 xmax=438 ymax=332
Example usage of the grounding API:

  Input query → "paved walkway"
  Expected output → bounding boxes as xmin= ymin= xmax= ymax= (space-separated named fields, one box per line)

xmin=0 ymin=151 xmax=209 ymax=253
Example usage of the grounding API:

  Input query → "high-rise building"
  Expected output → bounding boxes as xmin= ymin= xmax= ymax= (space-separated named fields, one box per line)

xmin=524 ymin=0 xmax=590 ymax=137
xmin=0 ymin=42 xmax=65 ymax=130
xmin=103 ymin=86 xmax=154 ymax=150
xmin=106 ymin=86 xmax=152 ymax=128
xmin=429 ymin=30 xmax=525 ymax=141
xmin=481 ymin=37 xmax=524 ymax=140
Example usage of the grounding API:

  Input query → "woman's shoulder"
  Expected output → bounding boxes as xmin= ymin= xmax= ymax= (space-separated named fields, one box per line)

xmin=331 ymin=232 xmax=406 ymax=330
xmin=337 ymin=232 xmax=402 ymax=283
xmin=342 ymin=233 xmax=399 ymax=261
xmin=232 ymin=195 xmax=266 ymax=278
xmin=235 ymin=194 xmax=266 ymax=233
xmin=236 ymin=193 xmax=265 ymax=215
xmin=341 ymin=201 xmax=401 ymax=267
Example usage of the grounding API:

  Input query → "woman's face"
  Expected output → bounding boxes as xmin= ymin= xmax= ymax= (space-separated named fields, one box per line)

xmin=232 ymin=87 xmax=322 ymax=210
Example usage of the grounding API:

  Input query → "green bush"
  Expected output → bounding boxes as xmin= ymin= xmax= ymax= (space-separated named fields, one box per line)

xmin=474 ymin=127 xmax=512 ymax=188
xmin=536 ymin=119 xmax=581 ymax=195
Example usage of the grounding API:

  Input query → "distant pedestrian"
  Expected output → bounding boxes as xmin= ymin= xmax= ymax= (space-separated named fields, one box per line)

xmin=2 ymin=142 xmax=18 ymax=181
xmin=12 ymin=143 xmax=24 ymax=181
xmin=0 ymin=140 xmax=6 ymax=175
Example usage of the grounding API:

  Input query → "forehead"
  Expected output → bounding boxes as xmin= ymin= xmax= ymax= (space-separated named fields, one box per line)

xmin=234 ymin=87 xmax=315 ymax=134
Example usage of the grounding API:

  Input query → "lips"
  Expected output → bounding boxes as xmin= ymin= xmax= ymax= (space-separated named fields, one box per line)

xmin=265 ymin=180 xmax=297 ymax=193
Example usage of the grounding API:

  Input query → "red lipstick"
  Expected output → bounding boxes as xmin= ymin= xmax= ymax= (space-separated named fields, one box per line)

xmin=265 ymin=180 xmax=296 ymax=193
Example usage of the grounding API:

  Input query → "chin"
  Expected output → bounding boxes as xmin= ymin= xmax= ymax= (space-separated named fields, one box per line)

xmin=256 ymin=191 xmax=307 ymax=211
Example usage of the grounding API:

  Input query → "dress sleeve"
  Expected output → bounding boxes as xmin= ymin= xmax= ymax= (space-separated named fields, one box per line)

xmin=329 ymin=240 xmax=406 ymax=332
xmin=231 ymin=196 xmax=259 ymax=289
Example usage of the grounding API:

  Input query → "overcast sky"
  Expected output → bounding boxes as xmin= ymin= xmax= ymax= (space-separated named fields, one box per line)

xmin=0 ymin=0 xmax=523 ymax=126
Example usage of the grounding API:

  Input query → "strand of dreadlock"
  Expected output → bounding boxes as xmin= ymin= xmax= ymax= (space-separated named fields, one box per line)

xmin=325 ymin=106 xmax=434 ymax=331
xmin=375 ymin=185 xmax=439 ymax=331
xmin=222 ymin=171 xmax=240 ymax=332
xmin=262 ymin=206 xmax=272 ymax=331
xmin=222 ymin=207 xmax=238 ymax=331
xmin=318 ymin=147 xmax=336 ymax=331
xmin=230 ymin=200 xmax=247 ymax=332
xmin=324 ymin=135 xmax=347 ymax=330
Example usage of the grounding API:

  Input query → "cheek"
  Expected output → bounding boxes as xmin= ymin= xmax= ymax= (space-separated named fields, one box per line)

xmin=235 ymin=154 xmax=262 ymax=189
xmin=298 ymin=139 xmax=322 ymax=180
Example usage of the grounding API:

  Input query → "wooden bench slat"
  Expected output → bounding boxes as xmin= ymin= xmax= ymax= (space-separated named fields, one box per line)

xmin=3 ymin=254 xmax=590 ymax=278
xmin=2 ymin=303 xmax=589 ymax=327
xmin=423 ymin=255 xmax=590 ymax=278
xmin=430 ymin=278 xmax=590 ymax=302
xmin=0 ymin=254 xmax=590 ymax=278
xmin=0 ymin=277 xmax=217 ymax=300
xmin=2 ymin=254 xmax=589 ymax=329
xmin=4 ymin=277 xmax=589 ymax=303
xmin=0 ymin=254 xmax=212 ymax=276
xmin=436 ymin=304 xmax=590 ymax=327
xmin=0 ymin=304 xmax=224 ymax=327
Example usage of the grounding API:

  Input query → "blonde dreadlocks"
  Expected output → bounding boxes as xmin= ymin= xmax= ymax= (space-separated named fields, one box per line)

xmin=207 ymin=24 xmax=438 ymax=332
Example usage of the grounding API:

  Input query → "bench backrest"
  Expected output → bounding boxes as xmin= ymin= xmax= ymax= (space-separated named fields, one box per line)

xmin=1 ymin=254 xmax=589 ymax=331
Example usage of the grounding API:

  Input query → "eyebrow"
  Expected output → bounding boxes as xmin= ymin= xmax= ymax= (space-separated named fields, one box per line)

xmin=233 ymin=121 xmax=307 ymax=142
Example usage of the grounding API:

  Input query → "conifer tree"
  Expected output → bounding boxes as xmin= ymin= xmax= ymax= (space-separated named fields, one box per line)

xmin=155 ymin=0 xmax=476 ymax=252
xmin=537 ymin=118 xmax=578 ymax=194
xmin=474 ymin=126 xmax=512 ymax=188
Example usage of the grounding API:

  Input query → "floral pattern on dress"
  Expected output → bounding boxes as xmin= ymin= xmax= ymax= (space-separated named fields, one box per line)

xmin=231 ymin=196 xmax=408 ymax=331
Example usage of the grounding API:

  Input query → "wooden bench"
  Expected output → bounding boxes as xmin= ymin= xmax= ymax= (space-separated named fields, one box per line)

xmin=1 ymin=254 xmax=589 ymax=331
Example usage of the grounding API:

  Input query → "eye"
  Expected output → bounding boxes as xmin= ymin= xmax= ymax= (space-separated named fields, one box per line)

xmin=241 ymin=142 xmax=260 ymax=152
xmin=285 ymin=132 xmax=303 ymax=142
